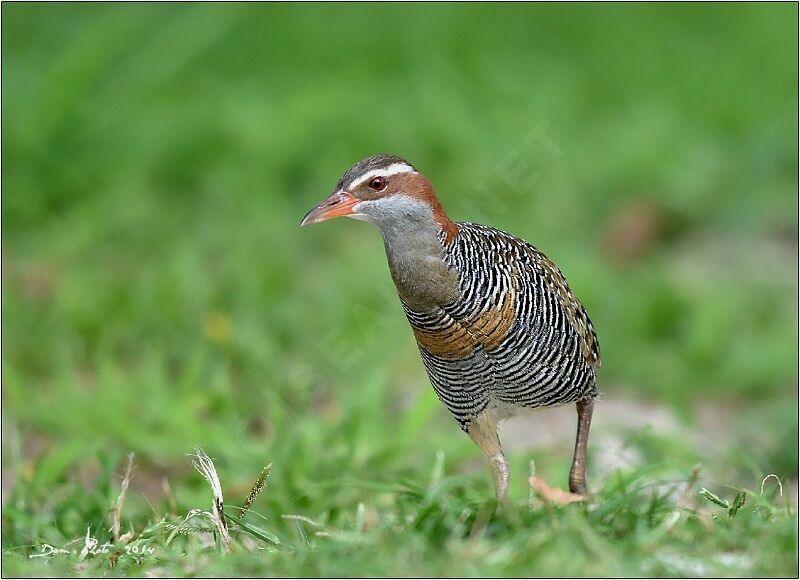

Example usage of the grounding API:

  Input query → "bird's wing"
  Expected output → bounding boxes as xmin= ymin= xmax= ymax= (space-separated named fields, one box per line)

xmin=450 ymin=223 xmax=601 ymax=368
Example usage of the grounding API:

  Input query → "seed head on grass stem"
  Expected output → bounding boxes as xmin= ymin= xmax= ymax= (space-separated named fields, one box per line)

xmin=239 ymin=464 xmax=272 ymax=519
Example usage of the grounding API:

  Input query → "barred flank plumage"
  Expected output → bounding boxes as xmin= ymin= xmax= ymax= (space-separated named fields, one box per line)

xmin=402 ymin=222 xmax=600 ymax=431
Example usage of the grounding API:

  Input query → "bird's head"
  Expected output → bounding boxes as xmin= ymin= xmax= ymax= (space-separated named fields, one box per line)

xmin=301 ymin=154 xmax=456 ymax=239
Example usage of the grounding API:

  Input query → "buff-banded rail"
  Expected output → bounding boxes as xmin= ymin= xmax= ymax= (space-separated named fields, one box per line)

xmin=301 ymin=154 xmax=601 ymax=502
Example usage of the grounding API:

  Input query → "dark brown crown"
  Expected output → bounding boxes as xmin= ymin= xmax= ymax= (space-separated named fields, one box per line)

xmin=336 ymin=154 xmax=415 ymax=190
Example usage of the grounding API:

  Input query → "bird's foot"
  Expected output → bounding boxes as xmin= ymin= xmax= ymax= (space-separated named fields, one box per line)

xmin=529 ymin=476 xmax=587 ymax=505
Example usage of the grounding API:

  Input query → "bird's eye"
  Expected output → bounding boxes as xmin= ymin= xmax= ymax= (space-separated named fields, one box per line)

xmin=369 ymin=176 xmax=386 ymax=191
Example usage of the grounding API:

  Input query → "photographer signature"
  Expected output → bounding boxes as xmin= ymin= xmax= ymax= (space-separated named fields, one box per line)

xmin=29 ymin=529 xmax=155 ymax=560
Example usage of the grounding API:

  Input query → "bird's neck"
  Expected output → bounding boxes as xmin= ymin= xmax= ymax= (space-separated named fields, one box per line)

xmin=364 ymin=197 xmax=459 ymax=311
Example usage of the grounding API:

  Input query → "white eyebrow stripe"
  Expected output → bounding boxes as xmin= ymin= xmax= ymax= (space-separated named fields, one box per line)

xmin=348 ymin=163 xmax=416 ymax=189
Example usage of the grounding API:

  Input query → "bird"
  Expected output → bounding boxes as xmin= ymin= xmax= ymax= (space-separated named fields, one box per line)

xmin=301 ymin=154 xmax=600 ymax=502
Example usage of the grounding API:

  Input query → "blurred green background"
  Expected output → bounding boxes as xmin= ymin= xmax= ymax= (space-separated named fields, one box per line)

xmin=2 ymin=2 xmax=797 ymax=576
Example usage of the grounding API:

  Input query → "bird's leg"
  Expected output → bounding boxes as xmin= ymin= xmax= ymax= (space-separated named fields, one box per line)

xmin=568 ymin=398 xmax=594 ymax=496
xmin=467 ymin=411 xmax=509 ymax=502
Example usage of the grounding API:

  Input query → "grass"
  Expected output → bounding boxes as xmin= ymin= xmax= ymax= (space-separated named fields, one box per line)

xmin=2 ymin=2 xmax=798 ymax=577
xmin=2 ymin=451 xmax=796 ymax=577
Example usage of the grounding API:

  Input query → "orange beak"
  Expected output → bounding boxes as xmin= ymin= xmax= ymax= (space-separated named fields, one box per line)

xmin=300 ymin=190 xmax=360 ymax=227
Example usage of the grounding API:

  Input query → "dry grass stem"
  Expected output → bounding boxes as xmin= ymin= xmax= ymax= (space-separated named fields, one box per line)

xmin=190 ymin=448 xmax=231 ymax=552
xmin=664 ymin=464 xmax=702 ymax=531
xmin=111 ymin=453 xmax=135 ymax=543
xmin=162 ymin=476 xmax=178 ymax=516
xmin=761 ymin=474 xmax=783 ymax=496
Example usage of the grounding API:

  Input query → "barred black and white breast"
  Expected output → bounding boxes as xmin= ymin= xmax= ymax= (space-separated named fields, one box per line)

xmin=402 ymin=222 xmax=601 ymax=431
